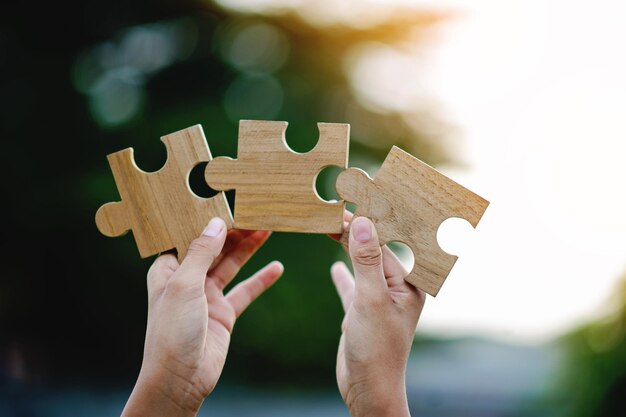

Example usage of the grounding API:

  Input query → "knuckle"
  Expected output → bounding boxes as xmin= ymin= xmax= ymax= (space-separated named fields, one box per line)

xmin=150 ymin=254 xmax=178 ymax=274
xmin=164 ymin=277 xmax=188 ymax=296
xmin=352 ymin=245 xmax=382 ymax=266
xmin=147 ymin=259 xmax=175 ymax=290
xmin=228 ymin=250 xmax=247 ymax=269
xmin=147 ymin=264 xmax=158 ymax=281
xmin=187 ymin=237 xmax=213 ymax=256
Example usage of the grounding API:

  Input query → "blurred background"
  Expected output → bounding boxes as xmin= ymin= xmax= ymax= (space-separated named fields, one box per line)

xmin=1 ymin=0 xmax=626 ymax=416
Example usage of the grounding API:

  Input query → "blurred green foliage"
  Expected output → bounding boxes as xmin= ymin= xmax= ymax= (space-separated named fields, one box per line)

xmin=5 ymin=3 xmax=626 ymax=415
xmin=560 ymin=274 xmax=626 ymax=417
xmin=1 ymin=0 xmax=451 ymax=388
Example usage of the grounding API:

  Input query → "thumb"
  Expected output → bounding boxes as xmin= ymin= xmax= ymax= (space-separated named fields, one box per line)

xmin=175 ymin=217 xmax=227 ymax=288
xmin=348 ymin=217 xmax=388 ymax=300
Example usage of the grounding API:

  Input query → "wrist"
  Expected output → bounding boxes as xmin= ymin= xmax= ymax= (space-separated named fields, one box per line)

xmin=346 ymin=378 xmax=410 ymax=417
xmin=122 ymin=366 xmax=205 ymax=417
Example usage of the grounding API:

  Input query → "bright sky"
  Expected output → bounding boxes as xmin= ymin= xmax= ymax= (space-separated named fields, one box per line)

xmin=407 ymin=0 xmax=626 ymax=342
xmin=218 ymin=0 xmax=626 ymax=342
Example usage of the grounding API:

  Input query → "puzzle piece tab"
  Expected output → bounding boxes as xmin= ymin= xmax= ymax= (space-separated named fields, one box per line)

xmin=205 ymin=120 xmax=349 ymax=233
xmin=95 ymin=125 xmax=233 ymax=261
xmin=336 ymin=146 xmax=489 ymax=297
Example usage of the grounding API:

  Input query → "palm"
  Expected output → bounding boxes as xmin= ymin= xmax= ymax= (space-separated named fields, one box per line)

xmin=200 ymin=286 xmax=238 ymax=390
xmin=336 ymin=333 xmax=349 ymax=399
xmin=146 ymin=227 xmax=283 ymax=398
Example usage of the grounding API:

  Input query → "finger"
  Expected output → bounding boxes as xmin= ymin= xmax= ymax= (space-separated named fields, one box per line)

xmin=208 ymin=230 xmax=272 ymax=290
xmin=222 ymin=229 xmax=254 ymax=252
xmin=348 ymin=217 xmax=388 ymax=301
xmin=343 ymin=208 xmax=406 ymax=279
xmin=147 ymin=252 xmax=179 ymax=296
xmin=174 ymin=217 xmax=227 ymax=289
xmin=226 ymin=261 xmax=284 ymax=317
xmin=330 ymin=261 xmax=355 ymax=312
xmin=381 ymin=246 xmax=408 ymax=280
xmin=334 ymin=210 xmax=408 ymax=288
xmin=328 ymin=209 xmax=354 ymax=242
xmin=211 ymin=229 xmax=256 ymax=267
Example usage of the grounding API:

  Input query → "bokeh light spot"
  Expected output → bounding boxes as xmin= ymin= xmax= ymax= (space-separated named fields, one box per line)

xmin=219 ymin=22 xmax=290 ymax=74
xmin=88 ymin=71 xmax=145 ymax=127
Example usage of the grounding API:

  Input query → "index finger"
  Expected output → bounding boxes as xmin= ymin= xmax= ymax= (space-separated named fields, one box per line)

xmin=207 ymin=230 xmax=272 ymax=290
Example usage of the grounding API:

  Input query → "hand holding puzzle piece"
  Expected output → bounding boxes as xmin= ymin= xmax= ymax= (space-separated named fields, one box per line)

xmin=96 ymin=121 xmax=489 ymax=296
xmin=95 ymin=125 xmax=233 ymax=262
xmin=336 ymin=146 xmax=489 ymax=296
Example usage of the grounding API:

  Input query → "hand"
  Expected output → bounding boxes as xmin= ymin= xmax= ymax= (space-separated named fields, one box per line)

xmin=330 ymin=214 xmax=426 ymax=417
xmin=122 ymin=217 xmax=283 ymax=417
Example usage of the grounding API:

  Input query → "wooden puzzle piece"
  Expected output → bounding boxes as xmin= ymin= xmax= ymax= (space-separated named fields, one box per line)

xmin=336 ymin=146 xmax=489 ymax=297
xmin=205 ymin=120 xmax=349 ymax=234
xmin=95 ymin=125 xmax=233 ymax=261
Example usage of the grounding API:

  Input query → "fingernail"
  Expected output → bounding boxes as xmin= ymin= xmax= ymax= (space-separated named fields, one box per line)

xmin=203 ymin=217 xmax=225 ymax=237
xmin=331 ymin=261 xmax=345 ymax=273
xmin=273 ymin=261 xmax=285 ymax=274
xmin=351 ymin=217 xmax=371 ymax=242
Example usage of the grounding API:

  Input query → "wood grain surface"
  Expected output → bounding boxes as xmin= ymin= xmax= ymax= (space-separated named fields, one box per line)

xmin=205 ymin=120 xmax=349 ymax=233
xmin=336 ymin=146 xmax=489 ymax=297
xmin=95 ymin=125 xmax=233 ymax=261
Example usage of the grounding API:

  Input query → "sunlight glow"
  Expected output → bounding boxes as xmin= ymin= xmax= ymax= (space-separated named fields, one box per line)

xmin=215 ymin=0 xmax=417 ymax=28
xmin=415 ymin=0 xmax=626 ymax=342
xmin=218 ymin=0 xmax=626 ymax=342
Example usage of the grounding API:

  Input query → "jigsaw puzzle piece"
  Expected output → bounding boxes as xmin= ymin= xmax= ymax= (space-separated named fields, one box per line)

xmin=336 ymin=146 xmax=489 ymax=297
xmin=204 ymin=156 xmax=238 ymax=192
xmin=95 ymin=125 xmax=233 ymax=261
xmin=95 ymin=200 xmax=129 ymax=237
xmin=205 ymin=120 xmax=349 ymax=233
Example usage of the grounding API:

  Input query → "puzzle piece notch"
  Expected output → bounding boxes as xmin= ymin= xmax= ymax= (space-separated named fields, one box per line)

xmin=95 ymin=125 xmax=233 ymax=261
xmin=205 ymin=120 xmax=349 ymax=233
xmin=336 ymin=146 xmax=489 ymax=297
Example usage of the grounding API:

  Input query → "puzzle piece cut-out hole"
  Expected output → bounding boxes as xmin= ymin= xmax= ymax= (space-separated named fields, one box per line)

xmin=189 ymin=162 xmax=219 ymax=198
xmin=205 ymin=120 xmax=349 ymax=233
xmin=131 ymin=140 xmax=169 ymax=173
xmin=386 ymin=241 xmax=415 ymax=274
xmin=95 ymin=125 xmax=233 ymax=261
xmin=315 ymin=165 xmax=344 ymax=202
xmin=336 ymin=146 xmax=489 ymax=297
xmin=280 ymin=124 xmax=321 ymax=154
xmin=436 ymin=217 xmax=478 ymax=257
